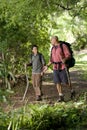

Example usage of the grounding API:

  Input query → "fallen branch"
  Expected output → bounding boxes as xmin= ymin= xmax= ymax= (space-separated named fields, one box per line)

xmin=22 ymin=64 xmax=29 ymax=101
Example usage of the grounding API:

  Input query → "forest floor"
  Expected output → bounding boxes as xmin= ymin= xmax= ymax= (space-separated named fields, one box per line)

xmin=3 ymin=67 xmax=87 ymax=111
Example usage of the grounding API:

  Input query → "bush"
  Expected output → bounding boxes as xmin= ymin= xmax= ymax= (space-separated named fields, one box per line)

xmin=0 ymin=101 xmax=87 ymax=130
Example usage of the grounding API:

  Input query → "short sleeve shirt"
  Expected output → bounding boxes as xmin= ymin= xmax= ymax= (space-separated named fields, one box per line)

xmin=50 ymin=44 xmax=71 ymax=70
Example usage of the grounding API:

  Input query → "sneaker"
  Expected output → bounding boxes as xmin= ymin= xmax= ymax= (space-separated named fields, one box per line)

xmin=71 ymin=90 xmax=75 ymax=99
xmin=57 ymin=95 xmax=64 ymax=102
xmin=36 ymin=96 xmax=42 ymax=101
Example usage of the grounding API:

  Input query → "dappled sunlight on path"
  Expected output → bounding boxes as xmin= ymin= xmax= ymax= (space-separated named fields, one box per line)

xmin=3 ymin=70 xmax=87 ymax=110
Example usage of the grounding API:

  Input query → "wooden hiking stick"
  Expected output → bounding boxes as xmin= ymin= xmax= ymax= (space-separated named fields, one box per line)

xmin=22 ymin=63 xmax=29 ymax=101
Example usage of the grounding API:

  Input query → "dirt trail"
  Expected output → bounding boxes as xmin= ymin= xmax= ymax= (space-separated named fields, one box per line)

xmin=7 ymin=69 xmax=87 ymax=110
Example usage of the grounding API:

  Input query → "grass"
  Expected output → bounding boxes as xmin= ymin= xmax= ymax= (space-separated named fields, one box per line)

xmin=0 ymin=101 xmax=87 ymax=130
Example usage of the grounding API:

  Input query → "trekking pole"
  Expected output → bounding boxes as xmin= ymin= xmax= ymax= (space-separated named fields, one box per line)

xmin=64 ymin=66 xmax=71 ymax=87
xmin=60 ymin=56 xmax=71 ymax=87
xmin=22 ymin=63 xmax=29 ymax=101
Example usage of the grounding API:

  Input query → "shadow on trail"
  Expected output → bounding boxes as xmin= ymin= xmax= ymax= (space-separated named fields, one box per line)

xmin=26 ymin=70 xmax=87 ymax=103
xmin=42 ymin=70 xmax=87 ymax=102
xmin=7 ymin=70 xmax=87 ymax=109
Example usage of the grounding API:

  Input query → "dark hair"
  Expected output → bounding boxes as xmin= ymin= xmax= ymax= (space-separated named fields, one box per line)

xmin=32 ymin=45 xmax=38 ymax=50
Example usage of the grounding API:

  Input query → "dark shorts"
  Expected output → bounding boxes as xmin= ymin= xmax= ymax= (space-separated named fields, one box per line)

xmin=53 ymin=69 xmax=69 ymax=84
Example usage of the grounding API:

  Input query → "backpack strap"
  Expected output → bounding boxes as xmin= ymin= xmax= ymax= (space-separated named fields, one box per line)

xmin=30 ymin=53 xmax=45 ymax=65
xmin=60 ymin=43 xmax=64 ymax=55
xmin=50 ymin=46 xmax=53 ymax=62
xmin=38 ymin=53 xmax=42 ymax=63
xmin=39 ymin=53 xmax=46 ymax=65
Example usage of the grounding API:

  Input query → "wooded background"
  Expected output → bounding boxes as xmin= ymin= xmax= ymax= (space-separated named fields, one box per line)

xmin=0 ymin=0 xmax=87 ymax=86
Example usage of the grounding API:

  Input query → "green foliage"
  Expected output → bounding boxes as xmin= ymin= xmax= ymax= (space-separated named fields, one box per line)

xmin=0 ymin=0 xmax=87 ymax=121
xmin=0 ymin=0 xmax=50 ymax=76
xmin=0 ymin=89 xmax=13 ymax=103
xmin=0 ymin=101 xmax=87 ymax=130
xmin=0 ymin=0 xmax=87 ymax=77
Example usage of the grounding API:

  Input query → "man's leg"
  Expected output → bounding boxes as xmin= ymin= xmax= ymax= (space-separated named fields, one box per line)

xmin=56 ymin=83 xmax=62 ymax=94
xmin=53 ymin=70 xmax=64 ymax=102
xmin=63 ymin=68 xmax=75 ymax=99
xmin=56 ymin=83 xmax=64 ymax=102
xmin=32 ymin=74 xmax=36 ymax=94
xmin=35 ymin=74 xmax=42 ymax=101
xmin=67 ymin=82 xmax=75 ymax=99
xmin=32 ymin=74 xmax=42 ymax=101
xmin=40 ymin=75 xmax=43 ymax=96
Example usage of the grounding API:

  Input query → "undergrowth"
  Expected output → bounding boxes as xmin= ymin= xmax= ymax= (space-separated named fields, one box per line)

xmin=0 ymin=100 xmax=87 ymax=130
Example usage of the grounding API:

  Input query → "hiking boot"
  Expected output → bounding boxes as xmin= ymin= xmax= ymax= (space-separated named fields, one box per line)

xmin=57 ymin=95 xmax=64 ymax=102
xmin=36 ymin=96 xmax=42 ymax=101
xmin=71 ymin=90 xmax=75 ymax=99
